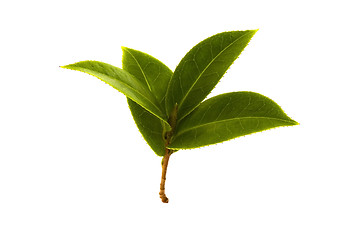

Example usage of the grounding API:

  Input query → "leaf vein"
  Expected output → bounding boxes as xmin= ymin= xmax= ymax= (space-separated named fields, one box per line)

xmin=176 ymin=117 xmax=294 ymax=136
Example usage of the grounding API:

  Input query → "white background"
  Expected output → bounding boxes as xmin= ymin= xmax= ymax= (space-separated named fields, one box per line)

xmin=1 ymin=0 xmax=360 ymax=239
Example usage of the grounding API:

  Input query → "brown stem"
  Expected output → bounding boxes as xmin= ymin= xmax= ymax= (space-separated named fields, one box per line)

xmin=159 ymin=148 xmax=172 ymax=203
xmin=159 ymin=103 xmax=177 ymax=203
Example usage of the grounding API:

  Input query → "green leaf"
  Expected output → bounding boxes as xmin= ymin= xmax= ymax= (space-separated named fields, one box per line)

xmin=127 ymin=99 xmax=166 ymax=156
xmin=122 ymin=47 xmax=173 ymax=108
xmin=165 ymin=30 xmax=258 ymax=121
xmin=122 ymin=47 xmax=173 ymax=156
xmin=61 ymin=61 xmax=168 ymax=124
xmin=168 ymin=92 xmax=298 ymax=149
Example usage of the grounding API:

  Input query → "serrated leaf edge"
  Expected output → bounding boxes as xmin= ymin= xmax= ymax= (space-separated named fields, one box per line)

xmin=168 ymin=122 xmax=298 ymax=150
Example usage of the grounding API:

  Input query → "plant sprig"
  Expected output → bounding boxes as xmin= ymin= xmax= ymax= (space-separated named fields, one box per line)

xmin=61 ymin=29 xmax=298 ymax=203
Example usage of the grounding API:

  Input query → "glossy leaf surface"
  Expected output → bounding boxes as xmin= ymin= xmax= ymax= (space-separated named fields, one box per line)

xmin=122 ymin=48 xmax=173 ymax=156
xmin=165 ymin=30 xmax=258 ymax=120
xmin=169 ymin=92 xmax=298 ymax=149
xmin=61 ymin=61 xmax=168 ymax=123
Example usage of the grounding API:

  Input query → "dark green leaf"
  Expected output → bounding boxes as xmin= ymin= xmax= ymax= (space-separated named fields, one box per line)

xmin=122 ymin=48 xmax=173 ymax=156
xmin=165 ymin=30 xmax=258 ymax=120
xmin=61 ymin=61 xmax=168 ymax=124
xmin=127 ymin=99 xmax=166 ymax=156
xmin=168 ymin=92 xmax=298 ymax=149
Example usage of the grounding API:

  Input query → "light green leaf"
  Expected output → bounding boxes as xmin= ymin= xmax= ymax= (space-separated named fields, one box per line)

xmin=61 ymin=61 xmax=168 ymax=124
xmin=168 ymin=92 xmax=298 ymax=149
xmin=165 ymin=30 xmax=258 ymax=121
xmin=122 ymin=48 xmax=173 ymax=156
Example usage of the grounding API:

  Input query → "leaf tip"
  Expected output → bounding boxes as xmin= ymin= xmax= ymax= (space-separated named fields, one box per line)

xmin=287 ymin=118 xmax=299 ymax=126
xmin=292 ymin=120 xmax=300 ymax=126
xmin=60 ymin=64 xmax=71 ymax=70
xmin=249 ymin=28 xmax=259 ymax=36
xmin=121 ymin=46 xmax=132 ymax=55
